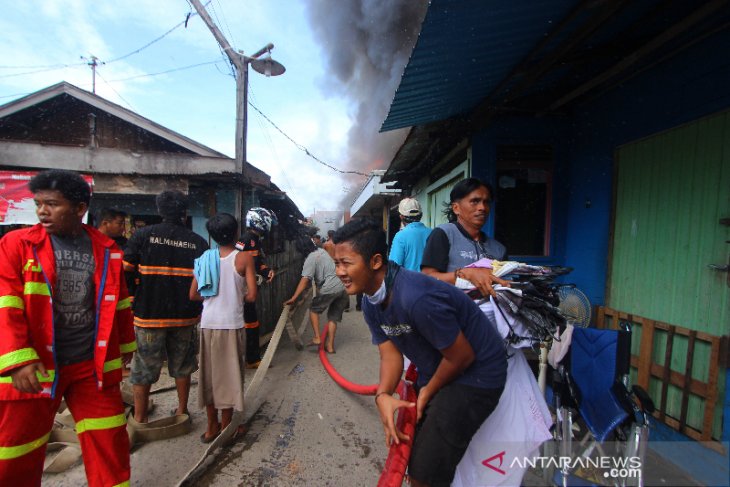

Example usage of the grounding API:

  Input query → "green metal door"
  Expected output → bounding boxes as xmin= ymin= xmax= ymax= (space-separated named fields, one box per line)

xmin=609 ymin=110 xmax=730 ymax=437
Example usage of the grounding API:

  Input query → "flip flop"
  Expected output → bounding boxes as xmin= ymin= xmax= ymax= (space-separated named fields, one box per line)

xmin=223 ymin=424 xmax=248 ymax=446
xmin=200 ymin=428 xmax=221 ymax=444
xmin=326 ymin=347 xmax=336 ymax=354
xmin=307 ymin=340 xmax=321 ymax=347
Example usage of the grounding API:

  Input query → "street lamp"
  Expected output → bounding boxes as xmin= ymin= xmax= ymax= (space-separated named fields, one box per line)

xmin=189 ymin=0 xmax=286 ymax=223
xmin=239 ymin=44 xmax=286 ymax=184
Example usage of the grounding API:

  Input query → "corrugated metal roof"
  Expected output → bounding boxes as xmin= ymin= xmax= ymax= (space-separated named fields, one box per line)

xmin=381 ymin=0 xmax=581 ymax=131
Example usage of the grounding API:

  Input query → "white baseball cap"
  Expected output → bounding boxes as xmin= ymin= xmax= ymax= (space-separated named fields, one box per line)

xmin=398 ymin=198 xmax=422 ymax=217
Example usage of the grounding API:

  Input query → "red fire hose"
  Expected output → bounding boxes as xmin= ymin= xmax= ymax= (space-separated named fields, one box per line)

xmin=318 ymin=324 xmax=377 ymax=396
xmin=319 ymin=324 xmax=417 ymax=487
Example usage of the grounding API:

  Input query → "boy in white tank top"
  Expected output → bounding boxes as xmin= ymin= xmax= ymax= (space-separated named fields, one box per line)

xmin=190 ymin=213 xmax=257 ymax=443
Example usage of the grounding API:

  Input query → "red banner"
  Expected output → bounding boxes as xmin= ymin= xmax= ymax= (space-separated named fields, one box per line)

xmin=0 ymin=171 xmax=93 ymax=225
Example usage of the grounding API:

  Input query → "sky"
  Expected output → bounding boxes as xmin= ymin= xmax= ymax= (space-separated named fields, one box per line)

xmin=0 ymin=0 xmax=426 ymax=217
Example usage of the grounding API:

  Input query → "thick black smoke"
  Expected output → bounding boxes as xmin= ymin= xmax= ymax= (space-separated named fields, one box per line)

xmin=304 ymin=0 xmax=429 ymax=206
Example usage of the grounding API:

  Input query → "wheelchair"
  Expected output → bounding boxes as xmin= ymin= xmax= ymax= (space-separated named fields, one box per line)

xmin=544 ymin=325 xmax=655 ymax=487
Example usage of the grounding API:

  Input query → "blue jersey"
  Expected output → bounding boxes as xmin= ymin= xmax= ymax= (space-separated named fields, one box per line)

xmin=363 ymin=267 xmax=506 ymax=390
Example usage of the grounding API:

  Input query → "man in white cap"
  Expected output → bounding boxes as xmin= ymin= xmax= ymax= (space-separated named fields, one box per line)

xmin=390 ymin=197 xmax=432 ymax=272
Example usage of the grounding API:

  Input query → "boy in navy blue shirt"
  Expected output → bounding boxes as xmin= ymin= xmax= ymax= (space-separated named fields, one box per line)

xmin=332 ymin=220 xmax=506 ymax=487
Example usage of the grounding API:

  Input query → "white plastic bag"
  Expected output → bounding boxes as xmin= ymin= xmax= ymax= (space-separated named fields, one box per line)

xmin=451 ymin=350 xmax=553 ymax=485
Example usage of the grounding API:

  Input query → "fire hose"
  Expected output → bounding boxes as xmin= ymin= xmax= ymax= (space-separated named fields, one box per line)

xmin=319 ymin=323 xmax=416 ymax=487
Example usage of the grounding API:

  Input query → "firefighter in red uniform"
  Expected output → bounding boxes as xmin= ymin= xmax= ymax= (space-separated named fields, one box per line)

xmin=0 ymin=169 xmax=135 ymax=487
xmin=235 ymin=207 xmax=276 ymax=369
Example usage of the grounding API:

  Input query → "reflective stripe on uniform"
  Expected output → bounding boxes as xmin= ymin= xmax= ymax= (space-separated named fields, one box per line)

xmin=103 ymin=358 xmax=122 ymax=373
xmin=0 ymin=431 xmax=50 ymax=460
xmin=133 ymin=316 xmax=199 ymax=327
xmin=0 ymin=295 xmax=24 ymax=310
xmin=112 ymin=481 xmax=130 ymax=487
xmin=119 ymin=341 xmax=136 ymax=354
xmin=116 ymin=297 xmax=132 ymax=310
xmin=23 ymin=282 xmax=50 ymax=297
xmin=0 ymin=369 xmax=55 ymax=384
xmin=137 ymin=265 xmax=193 ymax=277
xmin=0 ymin=348 xmax=40 ymax=371
xmin=75 ymin=413 xmax=126 ymax=434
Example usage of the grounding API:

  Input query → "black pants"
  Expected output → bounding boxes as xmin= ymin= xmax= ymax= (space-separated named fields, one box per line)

xmin=409 ymin=382 xmax=504 ymax=487
xmin=243 ymin=301 xmax=261 ymax=363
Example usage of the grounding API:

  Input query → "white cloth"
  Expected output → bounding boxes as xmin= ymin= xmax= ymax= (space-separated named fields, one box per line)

xmin=547 ymin=324 xmax=574 ymax=368
xmin=451 ymin=302 xmax=554 ymax=486
xmin=452 ymin=348 xmax=553 ymax=487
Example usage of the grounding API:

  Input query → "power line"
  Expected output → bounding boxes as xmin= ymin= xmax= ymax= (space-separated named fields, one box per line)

xmin=0 ymin=3 xmax=211 ymax=80
xmin=212 ymin=0 xmax=237 ymax=52
xmin=0 ymin=63 xmax=86 ymax=80
xmin=105 ymin=1 xmax=213 ymax=65
xmin=106 ymin=59 xmax=225 ymax=83
xmin=250 ymin=89 xmax=295 ymax=193
xmin=248 ymin=101 xmax=368 ymax=177
xmin=0 ymin=59 xmax=225 ymax=100
xmin=95 ymin=70 xmax=136 ymax=112
xmin=0 ymin=63 xmax=81 ymax=69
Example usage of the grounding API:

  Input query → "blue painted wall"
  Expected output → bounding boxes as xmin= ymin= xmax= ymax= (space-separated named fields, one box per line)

xmin=470 ymin=28 xmax=730 ymax=307
xmin=471 ymin=117 xmax=572 ymax=269
xmin=555 ymin=27 xmax=730 ymax=480
xmin=470 ymin=29 xmax=730 ymax=476
xmin=563 ymin=28 xmax=730 ymax=306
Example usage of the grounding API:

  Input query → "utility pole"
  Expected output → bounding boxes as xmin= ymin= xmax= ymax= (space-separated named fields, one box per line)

xmin=82 ymin=55 xmax=101 ymax=94
xmin=189 ymin=0 xmax=284 ymax=224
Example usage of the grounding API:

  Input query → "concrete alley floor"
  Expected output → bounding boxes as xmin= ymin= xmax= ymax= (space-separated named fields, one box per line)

xmin=43 ymin=296 xmax=387 ymax=487
xmin=42 ymin=294 xmax=704 ymax=486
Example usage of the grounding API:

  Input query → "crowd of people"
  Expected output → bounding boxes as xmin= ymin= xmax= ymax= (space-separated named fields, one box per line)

xmin=0 ymin=168 xmax=545 ymax=487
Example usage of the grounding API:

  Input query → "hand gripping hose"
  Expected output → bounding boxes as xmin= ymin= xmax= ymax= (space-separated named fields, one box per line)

xmin=319 ymin=323 xmax=417 ymax=487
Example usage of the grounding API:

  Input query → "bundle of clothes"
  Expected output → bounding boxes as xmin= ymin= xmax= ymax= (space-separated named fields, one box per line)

xmin=456 ymin=259 xmax=571 ymax=346
xmin=452 ymin=259 xmax=572 ymax=486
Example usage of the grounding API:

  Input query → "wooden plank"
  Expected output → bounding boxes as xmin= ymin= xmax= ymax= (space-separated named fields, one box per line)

xmin=651 ymin=321 xmax=717 ymax=342
xmin=636 ymin=319 xmax=655 ymax=390
xmin=659 ymin=325 xmax=676 ymax=421
xmin=659 ymin=415 xmax=727 ymax=454
xmin=717 ymin=335 xmax=728 ymax=367
xmin=702 ymin=337 xmax=721 ymax=441
xmin=606 ymin=306 xmax=726 ymax=443
xmin=596 ymin=306 xmax=606 ymax=329
xmin=679 ymin=330 xmax=697 ymax=433
xmin=630 ymin=358 xmax=709 ymax=397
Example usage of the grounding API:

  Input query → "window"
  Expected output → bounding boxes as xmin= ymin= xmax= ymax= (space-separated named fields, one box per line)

xmin=494 ymin=145 xmax=552 ymax=257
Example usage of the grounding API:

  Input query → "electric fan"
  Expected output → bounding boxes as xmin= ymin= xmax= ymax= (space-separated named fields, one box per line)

xmin=557 ymin=285 xmax=591 ymax=327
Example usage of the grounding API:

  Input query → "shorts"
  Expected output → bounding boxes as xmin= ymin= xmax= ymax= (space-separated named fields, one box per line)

xmin=130 ymin=326 xmax=199 ymax=385
xmin=310 ymin=290 xmax=349 ymax=323
xmin=408 ymin=382 xmax=504 ymax=487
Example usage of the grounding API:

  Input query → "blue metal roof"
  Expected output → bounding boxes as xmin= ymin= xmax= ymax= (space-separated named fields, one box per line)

xmin=381 ymin=0 xmax=581 ymax=131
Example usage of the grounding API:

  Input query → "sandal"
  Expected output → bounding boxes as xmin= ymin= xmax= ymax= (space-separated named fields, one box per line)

xmin=224 ymin=424 xmax=248 ymax=446
xmin=200 ymin=427 xmax=221 ymax=444
xmin=307 ymin=339 xmax=321 ymax=347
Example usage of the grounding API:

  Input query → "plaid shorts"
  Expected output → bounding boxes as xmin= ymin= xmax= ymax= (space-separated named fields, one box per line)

xmin=130 ymin=326 xmax=199 ymax=385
